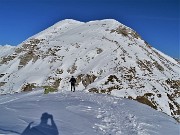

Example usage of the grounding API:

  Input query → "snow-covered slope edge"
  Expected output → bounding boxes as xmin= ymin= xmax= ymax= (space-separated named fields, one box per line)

xmin=0 ymin=90 xmax=179 ymax=135
xmin=0 ymin=19 xmax=179 ymax=122
xmin=0 ymin=45 xmax=16 ymax=57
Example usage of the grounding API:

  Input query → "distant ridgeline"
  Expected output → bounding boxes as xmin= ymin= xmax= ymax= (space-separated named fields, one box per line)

xmin=0 ymin=19 xmax=179 ymax=121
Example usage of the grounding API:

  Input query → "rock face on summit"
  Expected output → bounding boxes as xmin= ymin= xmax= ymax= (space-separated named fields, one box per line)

xmin=0 ymin=19 xmax=179 ymax=121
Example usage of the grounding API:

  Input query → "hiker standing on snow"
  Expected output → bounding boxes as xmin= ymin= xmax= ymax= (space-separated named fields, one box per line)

xmin=69 ymin=76 xmax=76 ymax=92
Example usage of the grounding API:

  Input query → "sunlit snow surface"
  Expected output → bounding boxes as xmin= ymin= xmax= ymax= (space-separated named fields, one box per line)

xmin=0 ymin=89 xmax=178 ymax=135
xmin=0 ymin=19 xmax=179 ymax=134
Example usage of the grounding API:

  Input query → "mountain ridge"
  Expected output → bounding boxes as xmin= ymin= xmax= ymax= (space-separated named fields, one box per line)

xmin=0 ymin=19 xmax=179 ymax=122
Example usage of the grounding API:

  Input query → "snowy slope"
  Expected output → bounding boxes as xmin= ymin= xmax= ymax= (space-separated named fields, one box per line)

xmin=0 ymin=89 xmax=179 ymax=135
xmin=0 ymin=19 xmax=179 ymax=121
xmin=0 ymin=45 xmax=16 ymax=58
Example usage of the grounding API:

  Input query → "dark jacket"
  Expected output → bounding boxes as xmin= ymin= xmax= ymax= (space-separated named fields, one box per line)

xmin=69 ymin=77 xmax=76 ymax=85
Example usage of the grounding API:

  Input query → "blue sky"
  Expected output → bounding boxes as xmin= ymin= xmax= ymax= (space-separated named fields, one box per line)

xmin=0 ymin=0 xmax=179 ymax=58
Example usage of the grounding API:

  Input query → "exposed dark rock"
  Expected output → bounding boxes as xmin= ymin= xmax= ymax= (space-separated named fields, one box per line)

xmin=153 ymin=61 xmax=164 ymax=71
xmin=82 ymin=74 xmax=97 ymax=88
xmin=0 ymin=55 xmax=16 ymax=64
xmin=111 ymin=26 xmax=129 ymax=37
xmin=111 ymin=26 xmax=141 ymax=39
xmin=53 ymin=78 xmax=61 ymax=89
xmin=0 ymin=82 xmax=7 ymax=87
xmin=88 ymin=88 xmax=99 ymax=93
xmin=19 ymin=51 xmax=38 ymax=67
xmin=167 ymin=93 xmax=179 ymax=115
xmin=0 ymin=74 xmax=5 ymax=78
xmin=136 ymin=96 xmax=157 ymax=110
xmin=157 ymin=94 xmax=162 ymax=98
xmin=67 ymin=63 xmax=77 ymax=74
xmin=96 ymin=48 xmax=103 ymax=54
xmin=21 ymin=83 xmax=36 ymax=92
xmin=105 ymin=75 xmax=120 ymax=85
xmin=76 ymin=74 xmax=97 ymax=88
xmin=165 ymin=79 xmax=180 ymax=89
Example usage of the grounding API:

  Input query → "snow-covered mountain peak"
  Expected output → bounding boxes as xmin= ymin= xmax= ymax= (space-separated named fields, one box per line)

xmin=0 ymin=45 xmax=16 ymax=49
xmin=86 ymin=19 xmax=121 ymax=25
xmin=28 ymin=19 xmax=84 ymax=40
xmin=0 ymin=19 xmax=179 ymax=122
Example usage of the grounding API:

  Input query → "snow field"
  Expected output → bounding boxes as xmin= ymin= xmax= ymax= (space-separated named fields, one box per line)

xmin=0 ymin=89 xmax=179 ymax=135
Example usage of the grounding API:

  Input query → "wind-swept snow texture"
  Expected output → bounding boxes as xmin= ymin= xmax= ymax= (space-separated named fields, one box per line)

xmin=0 ymin=19 xmax=179 ymax=121
xmin=0 ymin=90 xmax=179 ymax=135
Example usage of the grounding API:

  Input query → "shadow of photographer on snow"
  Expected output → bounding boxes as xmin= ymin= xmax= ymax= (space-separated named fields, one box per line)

xmin=21 ymin=112 xmax=59 ymax=135
xmin=21 ymin=76 xmax=77 ymax=135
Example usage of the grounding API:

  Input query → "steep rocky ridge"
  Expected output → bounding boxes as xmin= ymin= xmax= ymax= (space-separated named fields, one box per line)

xmin=0 ymin=19 xmax=179 ymax=121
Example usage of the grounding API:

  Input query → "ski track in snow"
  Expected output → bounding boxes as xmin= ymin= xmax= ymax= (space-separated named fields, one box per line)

xmin=0 ymin=90 xmax=179 ymax=135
